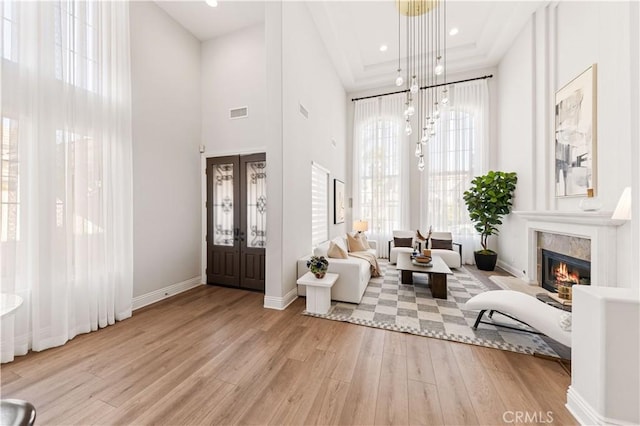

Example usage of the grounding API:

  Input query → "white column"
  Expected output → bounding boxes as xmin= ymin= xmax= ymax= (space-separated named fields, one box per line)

xmin=567 ymin=286 xmax=640 ymax=425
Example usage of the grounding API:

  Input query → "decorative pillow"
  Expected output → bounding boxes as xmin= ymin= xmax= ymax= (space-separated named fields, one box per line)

xmin=431 ymin=238 xmax=453 ymax=250
xmin=333 ymin=236 xmax=349 ymax=254
xmin=327 ymin=241 xmax=348 ymax=259
xmin=393 ymin=237 xmax=413 ymax=248
xmin=347 ymin=233 xmax=368 ymax=252
xmin=356 ymin=232 xmax=371 ymax=249
xmin=558 ymin=312 xmax=572 ymax=331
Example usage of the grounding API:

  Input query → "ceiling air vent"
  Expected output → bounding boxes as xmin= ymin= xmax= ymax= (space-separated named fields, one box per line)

xmin=229 ymin=106 xmax=248 ymax=120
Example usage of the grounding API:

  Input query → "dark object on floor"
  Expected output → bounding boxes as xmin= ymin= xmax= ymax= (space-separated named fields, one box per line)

xmin=0 ymin=399 xmax=36 ymax=426
xmin=474 ymin=251 xmax=498 ymax=270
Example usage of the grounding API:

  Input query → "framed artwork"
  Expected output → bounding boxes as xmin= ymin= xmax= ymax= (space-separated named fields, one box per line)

xmin=334 ymin=179 xmax=345 ymax=224
xmin=555 ymin=64 xmax=597 ymax=197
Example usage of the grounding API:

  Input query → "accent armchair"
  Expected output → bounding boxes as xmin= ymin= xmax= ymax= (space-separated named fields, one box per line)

xmin=427 ymin=231 xmax=462 ymax=269
xmin=388 ymin=230 xmax=420 ymax=264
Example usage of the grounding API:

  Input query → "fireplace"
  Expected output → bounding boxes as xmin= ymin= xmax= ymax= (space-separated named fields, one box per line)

xmin=541 ymin=249 xmax=591 ymax=293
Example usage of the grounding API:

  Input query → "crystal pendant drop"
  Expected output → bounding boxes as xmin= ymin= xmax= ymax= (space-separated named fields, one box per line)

xmin=407 ymin=104 xmax=415 ymax=116
xmin=415 ymin=143 xmax=422 ymax=157
xmin=441 ymin=88 xmax=449 ymax=105
xmin=434 ymin=57 xmax=444 ymax=76
xmin=418 ymin=156 xmax=425 ymax=171
xmin=405 ymin=121 xmax=412 ymax=136
xmin=395 ymin=70 xmax=404 ymax=87
xmin=410 ymin=76 xmax=419 ymax=94
xmin=421 ymin=131 xmax=428 ymax=143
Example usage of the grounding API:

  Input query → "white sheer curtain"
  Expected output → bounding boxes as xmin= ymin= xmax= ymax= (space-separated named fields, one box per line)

xmin=420 ymin=79 xmax=489 ymax=264
xmin=353 ymin=93 xmax=410 ymax=258
xmin=0 ymin=1 xmax=133 ymax=362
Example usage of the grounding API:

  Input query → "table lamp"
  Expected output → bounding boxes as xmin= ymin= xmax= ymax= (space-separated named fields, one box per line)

xmin=353 ymin=220 xmax=369 ymax=234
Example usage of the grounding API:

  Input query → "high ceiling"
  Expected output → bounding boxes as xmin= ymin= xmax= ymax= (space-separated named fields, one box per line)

xmin=156 ymin=0 xmax=542 ymax=92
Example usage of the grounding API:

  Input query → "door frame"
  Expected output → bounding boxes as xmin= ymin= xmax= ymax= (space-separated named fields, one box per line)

xmin=200 ymin=147 xmax=267 ymax=285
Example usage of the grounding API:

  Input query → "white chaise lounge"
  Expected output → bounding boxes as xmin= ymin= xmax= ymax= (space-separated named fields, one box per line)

xmin=465 ymin=290 xmax=572 ymax=347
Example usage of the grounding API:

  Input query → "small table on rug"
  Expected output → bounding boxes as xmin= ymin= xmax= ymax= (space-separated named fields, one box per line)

xmin=396 ymin=253 xmax=452 ymax=299
xmin=297 ymin=272 xmax=338 ymax=315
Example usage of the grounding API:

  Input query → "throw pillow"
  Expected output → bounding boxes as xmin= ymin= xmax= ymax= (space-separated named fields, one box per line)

xmin=356 ymin=232 xmax=371 ymax=249
xmin=332 ymin=236 xmax=349 ymax=254
xmin=393 ymin=237 xmax=413 ymax=248
xmin=327 ymin=241 xmax=348 ymax=259
xmin=347 ymin=233 xmax=368 ymax=252
xmin=431 ymin=238 xmax=453 ymax=250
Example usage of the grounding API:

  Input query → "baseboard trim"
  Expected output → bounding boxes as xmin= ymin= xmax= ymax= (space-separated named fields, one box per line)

xmin=133 ymin=276 xmax=202 ymax=311
xmin=263 ymin=287 xmax=298 ymax=310
xmin=566 ymin=385 xmax=631 ymax=425
xmin=496 ymin=259 xmax=527 ymax=280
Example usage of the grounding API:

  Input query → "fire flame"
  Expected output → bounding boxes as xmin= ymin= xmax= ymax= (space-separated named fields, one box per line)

xmin=554 ymin=262 xmax=580 ymax=284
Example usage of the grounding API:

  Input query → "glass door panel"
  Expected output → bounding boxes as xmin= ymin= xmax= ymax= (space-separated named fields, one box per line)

xmin=246 ymin=160 xmax=266 ymax=248
xmin=213 ymin=163 xmax=234 ymax=246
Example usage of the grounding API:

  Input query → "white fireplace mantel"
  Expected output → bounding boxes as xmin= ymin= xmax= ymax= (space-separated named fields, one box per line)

xmin=513 ymin=210 xmax=627 ymax=288
xmin=514 ymin=210 xmax=626 ymax=227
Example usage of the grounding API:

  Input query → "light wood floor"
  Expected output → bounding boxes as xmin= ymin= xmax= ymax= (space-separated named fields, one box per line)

xmin=0 ymin=283 xmax=576 ymax=425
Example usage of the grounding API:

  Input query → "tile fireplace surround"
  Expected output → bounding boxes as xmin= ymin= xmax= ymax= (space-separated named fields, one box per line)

xmin=514 ymin=211 xmax=627 ymax=288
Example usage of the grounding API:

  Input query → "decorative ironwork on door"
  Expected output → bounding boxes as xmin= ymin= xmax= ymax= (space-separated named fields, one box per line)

xmin=246 ymin=161 xmax=266 ymax=248
xmin=213 ymin=163 xmax=234 ymax=246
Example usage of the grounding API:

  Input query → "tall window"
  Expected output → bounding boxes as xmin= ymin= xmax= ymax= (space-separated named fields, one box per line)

xmin=55 ymin=1 xmax=98 ymax=92
xmin=1 ymin=117 xmax=19 ymax=242
xmin=311 ymin=162 xmax=329 ymax=247
xmin=353 ymin=94 xmax=409 ymax=258
xmin=425 ymin=110 xmax=474 ymax=235
xmin=1 ymin=1 xmax=132 ymax=362
xmin=1 ymin=1 xmax=18 ymax=61
xmin=420 ymin=80 xmax=489 ymax=264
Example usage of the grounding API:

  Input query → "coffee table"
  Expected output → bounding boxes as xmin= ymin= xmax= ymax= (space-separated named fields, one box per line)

xmin=396 ymin=253 xmax=452 ymax=299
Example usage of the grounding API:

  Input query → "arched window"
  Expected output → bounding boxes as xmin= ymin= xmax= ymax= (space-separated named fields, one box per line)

xmin=420 ymin=80 xmax=489 ymax=263
xmin=353 ymin=94 xmax=409 ymax=258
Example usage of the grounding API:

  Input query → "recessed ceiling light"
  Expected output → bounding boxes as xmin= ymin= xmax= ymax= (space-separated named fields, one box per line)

xmin=449 ymin=27 xmax=459 ymax=36
xmin=205 ymin=0 xmax=218 ymax=7
xmin=379 ymin=44 xmax=388 ymax=52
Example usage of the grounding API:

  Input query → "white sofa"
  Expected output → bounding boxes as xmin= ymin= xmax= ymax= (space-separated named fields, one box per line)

xmin=389 ymin=230 xmax=462 ymax=269
xmin=297 ymin=235 xmax=378 ymax=304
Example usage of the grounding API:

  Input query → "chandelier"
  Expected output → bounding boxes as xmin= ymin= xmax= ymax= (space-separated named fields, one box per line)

xmin=394 ymin=0 xmax=448 ymax=171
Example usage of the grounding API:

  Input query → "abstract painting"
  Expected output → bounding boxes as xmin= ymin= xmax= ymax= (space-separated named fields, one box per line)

xmin=555 ymin=64 xmax=597 ymax=197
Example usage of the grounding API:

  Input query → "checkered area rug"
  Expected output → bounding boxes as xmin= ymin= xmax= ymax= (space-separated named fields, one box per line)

xmin=303 ymin=260 xmax=560 ymax=357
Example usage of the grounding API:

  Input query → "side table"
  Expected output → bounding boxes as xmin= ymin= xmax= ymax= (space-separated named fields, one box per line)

xmin=296 ymin=272 xmax=338 ymax=315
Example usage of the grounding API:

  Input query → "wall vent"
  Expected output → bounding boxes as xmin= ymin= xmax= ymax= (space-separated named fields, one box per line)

xmin=229 ymin=106 xmax=249 ymax=119
xmin=299 ymin=103 xmax=309 ymax=118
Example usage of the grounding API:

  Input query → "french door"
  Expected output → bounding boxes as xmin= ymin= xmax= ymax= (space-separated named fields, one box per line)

xmin=206 ymin=153 xmax=266 ymax=291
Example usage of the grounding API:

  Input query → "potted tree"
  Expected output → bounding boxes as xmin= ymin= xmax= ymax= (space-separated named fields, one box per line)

xmin=463 ymin=170 xmax=518 ymax=271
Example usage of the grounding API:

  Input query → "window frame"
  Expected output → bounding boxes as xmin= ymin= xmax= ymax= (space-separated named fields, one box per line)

xmin=311 ymin=161 xmax=330 ymax=247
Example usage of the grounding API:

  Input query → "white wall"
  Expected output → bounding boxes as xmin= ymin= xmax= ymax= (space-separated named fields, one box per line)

xmin=201 ymin=23 xmax=266 ymax=152
xmin=496 ymin=2 xmax=637 ymax=287
xmin=495 ymin=19 xmax=534 ymax=272
xmin=270 ymin=1 xmax=347 ymax=306
xmin=130 ymin=2 xmax=202 ymax=298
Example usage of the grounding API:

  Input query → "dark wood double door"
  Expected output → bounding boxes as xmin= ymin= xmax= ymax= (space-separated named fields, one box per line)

xmin=206 ymin=153 xmax=266 ymax=291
